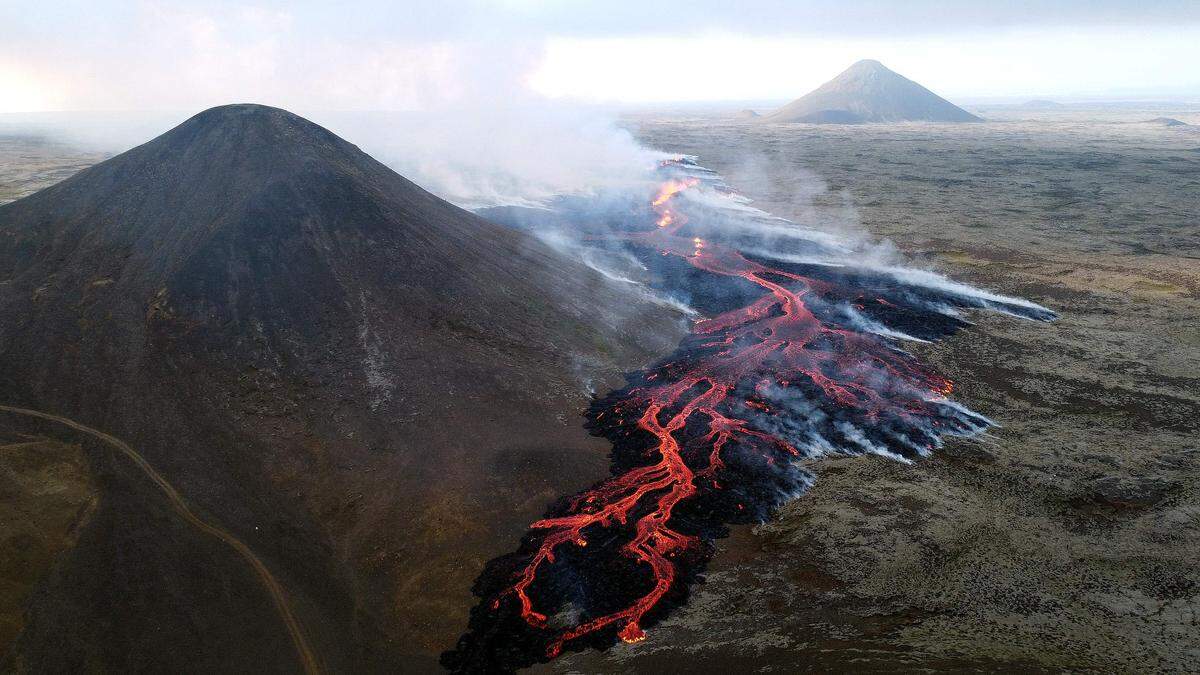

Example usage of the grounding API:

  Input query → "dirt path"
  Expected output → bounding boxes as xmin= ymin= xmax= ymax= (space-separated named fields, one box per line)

xmin=0 ymin=404 xmax=320 ymax=675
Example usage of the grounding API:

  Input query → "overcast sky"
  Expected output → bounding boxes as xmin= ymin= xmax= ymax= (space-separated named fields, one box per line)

xmin=3 ymin=1 xmax=1199 ymax=112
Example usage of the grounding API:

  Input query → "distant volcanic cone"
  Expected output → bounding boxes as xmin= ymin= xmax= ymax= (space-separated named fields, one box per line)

xmin=764 ymin=59 xmax=981 ymax=124
xmin=0 ymin=104 xmax=679 ymax=671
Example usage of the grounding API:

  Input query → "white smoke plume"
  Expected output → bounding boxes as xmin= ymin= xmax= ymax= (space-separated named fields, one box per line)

xmin=318 ymin=106 xmax=666 ymax=209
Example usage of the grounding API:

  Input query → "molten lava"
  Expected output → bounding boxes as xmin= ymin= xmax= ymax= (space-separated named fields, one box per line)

xmin=518 ymin=175 xmax=951 ymax=655
xmin=444 ymin=158 xmax=1054 ymax=673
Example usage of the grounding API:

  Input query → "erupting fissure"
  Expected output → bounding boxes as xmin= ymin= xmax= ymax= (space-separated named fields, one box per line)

xmin=444 ymin=158 xmax=1054 ymax=673
xmin=511 ymin=176 xmax=955 ymax=656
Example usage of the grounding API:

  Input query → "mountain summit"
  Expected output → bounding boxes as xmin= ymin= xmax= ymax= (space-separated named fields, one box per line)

xmin=765 ymin=59 xmax=981 ymax=124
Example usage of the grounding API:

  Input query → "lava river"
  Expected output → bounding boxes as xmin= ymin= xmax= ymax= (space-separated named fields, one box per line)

xmin=443 ymin=158 xmax=1056 ymax=672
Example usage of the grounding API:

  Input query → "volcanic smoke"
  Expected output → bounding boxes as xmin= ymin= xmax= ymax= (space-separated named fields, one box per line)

xmin=444 ymin=158 xmax=1055 ymax=672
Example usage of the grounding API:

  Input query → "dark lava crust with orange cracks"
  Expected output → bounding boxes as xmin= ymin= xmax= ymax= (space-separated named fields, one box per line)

xmin=444 ymin=159 xmax=1055 ymax=672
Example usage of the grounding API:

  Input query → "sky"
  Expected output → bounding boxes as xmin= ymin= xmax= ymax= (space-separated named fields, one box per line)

xmin=2 ymin=1 xmax=1200 ymax=113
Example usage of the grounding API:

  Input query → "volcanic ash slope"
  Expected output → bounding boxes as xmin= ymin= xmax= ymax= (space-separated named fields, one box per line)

xmin=0 ymin=104 xmax=683 ymax=671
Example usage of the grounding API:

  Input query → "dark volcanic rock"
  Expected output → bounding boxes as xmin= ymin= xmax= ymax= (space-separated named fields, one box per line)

xmin=0 ymin=104 xmax=680 ymax=670
xmin=764 ymin=60 xmax=981 ymax=124
xmin=1088 ymin=476 xmax=1175 ymax=509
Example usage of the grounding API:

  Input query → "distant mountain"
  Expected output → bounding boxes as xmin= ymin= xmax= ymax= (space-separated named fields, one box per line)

xmin=1146 ymin=117 xmax=1189 ymax=127
xmin=764 ymin=60 xmax=981 ymax=124
xmin=0 ymin=104 xmax=679 ymax=670
xmin=735 ymin=109 xmax=760 ymax=119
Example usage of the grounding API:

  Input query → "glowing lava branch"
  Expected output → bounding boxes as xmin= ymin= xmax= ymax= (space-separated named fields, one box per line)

xmin=481 ymin=173 xmax=964 ymax=660
xmin=654 ymin=177 xmax=697 ymax=229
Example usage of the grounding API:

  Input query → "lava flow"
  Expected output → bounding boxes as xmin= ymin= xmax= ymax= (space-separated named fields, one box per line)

xmin=444 ymin=158 xmax=1054 ymax=673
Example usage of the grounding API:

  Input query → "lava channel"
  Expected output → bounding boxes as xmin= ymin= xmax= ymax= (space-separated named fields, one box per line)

xmin=443 ymin=159 xmax=1053 ymax=673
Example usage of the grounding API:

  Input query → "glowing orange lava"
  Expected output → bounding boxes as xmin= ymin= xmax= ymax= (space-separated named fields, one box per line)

xmin=445 ymin=156 xmax=1054 ymax=674
xmin=495 ymin=175 xmax=953 ymax=657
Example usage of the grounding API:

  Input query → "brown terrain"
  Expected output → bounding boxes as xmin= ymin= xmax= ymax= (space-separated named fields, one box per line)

xmin=0 ymin=431 xmax=96 ymax=648
xmin=0 ymin=137 xmax=106 ymax=206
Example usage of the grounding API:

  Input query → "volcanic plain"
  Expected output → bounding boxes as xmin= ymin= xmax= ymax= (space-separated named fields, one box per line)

xmin=2 ymin=105 xmax=1198 ymax=671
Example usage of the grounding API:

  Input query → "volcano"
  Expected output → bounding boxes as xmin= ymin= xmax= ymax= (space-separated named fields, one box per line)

xmin=765 ymin=60 xmax=981 ymax=124
xmin=0 ymin=105 xmax=680 ymax=670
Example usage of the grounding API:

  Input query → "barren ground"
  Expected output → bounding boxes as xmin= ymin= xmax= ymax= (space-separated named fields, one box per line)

xmin=0 ymin=136 xmax=107 ymax=206
xmin=0 ymin=433 xmax=96 ymax=649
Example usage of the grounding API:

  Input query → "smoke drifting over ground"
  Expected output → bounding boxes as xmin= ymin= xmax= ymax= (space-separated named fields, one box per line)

xmin=1 ymin=103 xmax=667 ymax=211
xmin=319 ymin=106 xmax=666 ymax=209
